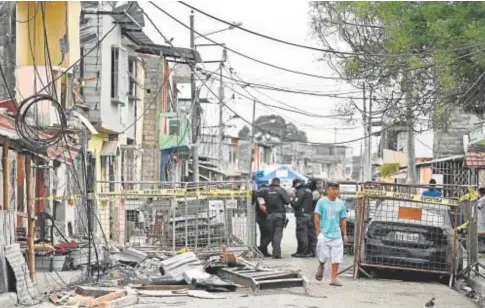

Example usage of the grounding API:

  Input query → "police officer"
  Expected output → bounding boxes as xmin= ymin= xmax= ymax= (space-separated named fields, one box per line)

xmin=291 ymin=179 xmax=315 ymax=258
xmin=308 ymin=179 xmax=320 ymax=257
xmin=254 ymin=186 xmax=271 ymax=257
xmin=260 ymin=178 xmax=291 ymax=259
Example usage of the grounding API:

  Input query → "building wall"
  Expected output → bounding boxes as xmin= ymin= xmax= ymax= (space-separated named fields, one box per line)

xmin=81 ymin=13 xmax=133 ymax=135
xmin=0 ymin=8 xmax=16 ymax=100
xmin=16 ymin=2 xmax=80 ymax=68
xmin=140 ymin=55 xmax=165 ymax=181
xmin=433 ymin=110 xmax=478 ymax=158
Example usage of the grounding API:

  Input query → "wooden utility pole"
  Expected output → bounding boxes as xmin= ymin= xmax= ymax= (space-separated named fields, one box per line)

xmin=25 ymin=155 xmax=35 ymax=280
xmin=2 ymin=139 xmax=9 ymax=210
xmin=247 ymin=100 xmax=256 ymax=180
xmin=17 ymin=154 xmax=25 ymax=225
xmin=190 ymin=12 xmax=200 ymax=182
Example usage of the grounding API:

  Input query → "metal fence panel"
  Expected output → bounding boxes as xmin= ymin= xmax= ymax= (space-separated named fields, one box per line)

xmin=95 ymin=181 xmax=254 ymax=254
xmin=353 ymin=183 xmax=468 ymax=286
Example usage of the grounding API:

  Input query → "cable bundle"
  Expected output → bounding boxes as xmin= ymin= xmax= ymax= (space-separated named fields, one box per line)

xmin=15 ymin=94 xmax=68 ymax=149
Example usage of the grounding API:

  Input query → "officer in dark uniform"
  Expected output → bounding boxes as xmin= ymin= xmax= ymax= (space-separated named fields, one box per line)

xmin=260 ymin=178 xmax=291 ymax=259
xmin=291 ymin=179 xmax=315 ymax=258
xmin=308 ymin=179 xmax=320 ymax=257
xmin=254 ymin=186 xmax=271 ymax=257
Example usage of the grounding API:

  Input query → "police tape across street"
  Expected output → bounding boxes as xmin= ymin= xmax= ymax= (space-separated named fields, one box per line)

xmin=32 ymin=187 xmax=477 ymax=206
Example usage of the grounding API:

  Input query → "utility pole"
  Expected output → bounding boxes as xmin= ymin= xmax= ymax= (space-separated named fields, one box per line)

xmin=362 ymin=83 xmax=372 ymax=181
xmin=218 ymin=48 xmax=227 ymax=180
xmin=190 ymin=12 xmax=199 ymax=183
xmin=248 ymin=100 xmax=256 ymax=181
xmin=406 ymin=90 xmax=417 ymax=184
xmin=366 ymin=86 xmax=373 ymax=181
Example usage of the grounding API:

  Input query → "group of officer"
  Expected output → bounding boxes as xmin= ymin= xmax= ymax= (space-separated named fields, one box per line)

xmin=253 ymin=177 xmax=320 ymax=259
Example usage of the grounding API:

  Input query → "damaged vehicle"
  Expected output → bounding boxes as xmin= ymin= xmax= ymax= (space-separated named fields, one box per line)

xmin=364 ymin=200 xmax=463 ymax=275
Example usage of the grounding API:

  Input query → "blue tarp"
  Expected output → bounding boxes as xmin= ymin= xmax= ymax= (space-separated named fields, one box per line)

xmin=256 ymin=166 xmax=308 ymax=185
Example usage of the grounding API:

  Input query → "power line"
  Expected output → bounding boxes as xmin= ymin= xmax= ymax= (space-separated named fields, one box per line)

xmin=181 ymin=2 xmax=485 ymax=58
xmin=149 ymin=2 xmax=353 ymax=80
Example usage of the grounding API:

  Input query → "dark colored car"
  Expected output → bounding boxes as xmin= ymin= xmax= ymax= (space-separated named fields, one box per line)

xmin=364 ymin=200 xmax=463 ymax=274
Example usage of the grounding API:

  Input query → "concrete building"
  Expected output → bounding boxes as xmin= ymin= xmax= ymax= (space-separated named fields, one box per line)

xmin=274 ymin=142 xmax=352 ymax=179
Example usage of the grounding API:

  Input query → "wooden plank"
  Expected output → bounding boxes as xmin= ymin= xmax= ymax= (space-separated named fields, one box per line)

xmin=25 ymin=155 xmax=35 ymax=281
xmin=2 ymin=139 xmax=8 ymax=210
xmin=85 ymin=291 xmax=125 ymax=308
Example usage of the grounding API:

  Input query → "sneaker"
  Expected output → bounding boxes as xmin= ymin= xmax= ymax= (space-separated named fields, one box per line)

xmin=330 ymin=279 xmax=343 ymax=287
xmin=272 ymin=255 xmax=282 ymax=259
xmin=291 ymin=252 xmax=305 ymax=258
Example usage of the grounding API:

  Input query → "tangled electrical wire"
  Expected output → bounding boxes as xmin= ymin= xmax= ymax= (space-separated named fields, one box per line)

xmin=15 ymin=94 xmax=68 ymax=149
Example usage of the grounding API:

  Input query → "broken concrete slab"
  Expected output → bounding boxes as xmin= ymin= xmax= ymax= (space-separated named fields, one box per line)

xmin=137 ymin=290 xmax=189 ymax=297
xmin=4 ymin=244 xmax=41 ymax=306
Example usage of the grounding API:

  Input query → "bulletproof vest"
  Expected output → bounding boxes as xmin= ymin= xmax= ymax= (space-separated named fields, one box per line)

xmin=302 ymin=188 xmax=313 ymax=214
xmin=264 ymin=186 xmax=285 ymax=214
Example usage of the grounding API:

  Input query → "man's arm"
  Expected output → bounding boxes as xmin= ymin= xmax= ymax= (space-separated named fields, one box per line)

xmin=339 ymin=202 xmax=348 ymax=243
xmin=314 ymin=214 xmax=321 ymax=234
xmin=314 ymin=201 xmax=322 ymax=235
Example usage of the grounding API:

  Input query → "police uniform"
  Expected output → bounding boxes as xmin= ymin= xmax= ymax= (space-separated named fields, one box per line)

xmin=253 ymin=190 xmax=271 ymax=257
xmin=291 ymin=181 xmax=316 ymax=257
xmin=260 ymin=183 xmax=291 ymax=258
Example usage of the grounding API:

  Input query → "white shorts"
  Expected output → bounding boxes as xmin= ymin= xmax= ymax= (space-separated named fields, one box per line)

xmin=316 ymin=233 xmax=344 ymax=264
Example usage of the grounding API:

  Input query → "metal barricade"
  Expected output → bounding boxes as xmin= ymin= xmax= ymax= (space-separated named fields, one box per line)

xmin=338 ymin=181 xmax=360 ymax=255
xmin=95 ymin=181 xmax=254 ymax=254
xmin=353 ymin=183 xmax=469 ymax=286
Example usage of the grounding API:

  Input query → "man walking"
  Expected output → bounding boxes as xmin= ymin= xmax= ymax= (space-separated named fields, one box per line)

xmin=291 ymin=179 xmax=315 ymax=258
xmin=314 ymin=182 xmax=347 ymax=286
xmin=260 ymin=178 xmax=291 ymax=259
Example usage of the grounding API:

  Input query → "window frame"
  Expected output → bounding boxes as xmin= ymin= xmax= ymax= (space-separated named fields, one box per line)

xmin=110 ymin=47 xmax=120 ymax=99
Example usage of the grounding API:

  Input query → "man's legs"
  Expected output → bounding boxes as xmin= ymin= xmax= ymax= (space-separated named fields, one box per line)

xmin=315 ymin=233 xmax=327 ymax=281
xmin=307 ymin=215 xmax=317 ymax=257
xmin=329 ymin=238 xmax=344 ymax=286
xmin=271 ymin=213 xmax=284 ymax=258
xmin=261 ymin=215 xmax=275 ymax=254
xmin=293 ymin=216 xmax=307 ymax=257
xmin=257 ymin=218 xmax=272 ymax=257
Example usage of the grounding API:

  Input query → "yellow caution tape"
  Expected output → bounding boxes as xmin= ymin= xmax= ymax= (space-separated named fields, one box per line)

xmin=356 ymin=189 xmax=459 ymax=206
xmin=31 ymin=189 xmax=253 ymax=201
xmin=456 ymin=220 xmax=469 ymax=231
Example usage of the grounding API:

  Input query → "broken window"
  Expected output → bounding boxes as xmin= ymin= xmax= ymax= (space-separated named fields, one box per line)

xmin=110 ymin=47 xmax=119 ymax=99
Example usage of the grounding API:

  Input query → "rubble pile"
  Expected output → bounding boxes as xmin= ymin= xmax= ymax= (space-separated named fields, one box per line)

xmin=33 ymin=245 xmax=306 ymax=307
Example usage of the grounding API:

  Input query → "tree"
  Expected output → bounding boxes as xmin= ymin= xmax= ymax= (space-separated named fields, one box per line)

xmin=238 ymin=125 xmax=250 ymax=139
xmin=309 ymin=2 xmax=485 ymax=130
xmin=237 ymin=115 xmax=308 ymax=142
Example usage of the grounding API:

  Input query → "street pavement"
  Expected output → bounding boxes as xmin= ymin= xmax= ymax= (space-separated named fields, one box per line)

xmin=34 ymin=213 xmax=478 ymax=307
xmin=129 ymin=213 xmax=477 ymax=308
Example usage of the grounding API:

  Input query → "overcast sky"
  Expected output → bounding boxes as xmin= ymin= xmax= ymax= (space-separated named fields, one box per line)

xmin=141 ymin=1 xmax=432 ymax=157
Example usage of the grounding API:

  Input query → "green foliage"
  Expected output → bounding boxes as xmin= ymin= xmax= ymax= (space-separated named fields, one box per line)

xmin=379 ymin=163 xmax=400 ymax=178
xmin=309 ymin=2 xmax=485 ymax=123
xmin=237 ymin=115 xmax=308 ymax=142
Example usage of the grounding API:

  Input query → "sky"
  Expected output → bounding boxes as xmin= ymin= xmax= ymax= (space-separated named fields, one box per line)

xmin=141 ymin=1 xmax=433 ymax=158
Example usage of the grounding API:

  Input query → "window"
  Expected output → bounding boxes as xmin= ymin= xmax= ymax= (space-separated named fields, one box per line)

xmin=79 ymin=47 xmax=84 ymax=97
xmin=110 ymin=47 xmax=119 ymax=99
xmin=128 ymin=57 xmax=137 ymax=97
xmin=168 ymin=119 xmax=180 ymax=136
